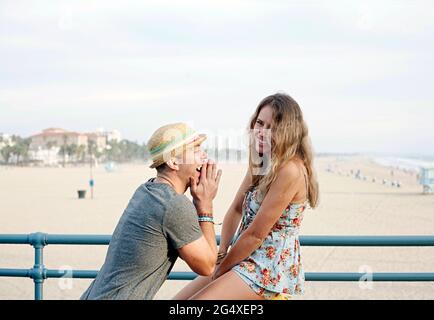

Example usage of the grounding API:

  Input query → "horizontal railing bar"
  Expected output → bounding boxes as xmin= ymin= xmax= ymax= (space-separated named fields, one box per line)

xmin=0 ymin=234 xmax=221 ymax=246
xmin=2 ymin=234 xmax=434 ymax=246
xmin=0 ymin=234 xmax=111 ymax=245
xmin=2 ymin=269 xmax=434 ymax=282
xmin=0 ymin=234 xmax=30 ymax=244
xmin=46 ymin=235 xmax=111 ymax=245
xmin=46 ymin=270 xmax=98 ymax=279
xmin=168 ymin=272 xmax=197 ymax=281
xmin=0 ymin=269 xmax=30 ymax=277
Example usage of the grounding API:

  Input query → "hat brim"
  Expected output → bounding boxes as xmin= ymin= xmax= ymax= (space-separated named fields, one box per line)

xmin=149 ymin=133 xmax=207 ymax=169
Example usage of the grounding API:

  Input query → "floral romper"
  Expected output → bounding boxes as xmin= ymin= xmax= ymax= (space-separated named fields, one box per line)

xmin=232 ymin=169 xmax=308 ymax=300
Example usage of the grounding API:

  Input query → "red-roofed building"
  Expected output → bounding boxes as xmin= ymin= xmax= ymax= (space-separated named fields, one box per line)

xmin=30 ymin=128 xmax=88 ymax=150
xmin=28 ymin=128 xmax=122 ymax=165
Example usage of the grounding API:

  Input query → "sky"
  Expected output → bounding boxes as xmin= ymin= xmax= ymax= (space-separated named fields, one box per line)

xmin=1 ymin=0 xmax=434 ymax=156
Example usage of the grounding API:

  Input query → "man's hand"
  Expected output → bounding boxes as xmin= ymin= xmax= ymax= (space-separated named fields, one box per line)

xmin=190 ymin=160 xmax=222 ymax=213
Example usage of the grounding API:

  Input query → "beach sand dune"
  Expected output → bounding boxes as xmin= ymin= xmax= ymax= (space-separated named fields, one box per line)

xmin=1 ymin=157 xmax=433 ymax=299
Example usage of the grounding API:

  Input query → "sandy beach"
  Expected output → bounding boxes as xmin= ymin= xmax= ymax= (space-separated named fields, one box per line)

xmin=1 ymin=156 xmax=433 ymax=300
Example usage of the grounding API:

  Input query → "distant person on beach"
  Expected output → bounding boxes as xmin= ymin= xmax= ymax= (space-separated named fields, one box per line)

xmin=80 ymin=123 xmax=222 ymax=300
xmin=174 ymin=93 xmax=319 ymax=300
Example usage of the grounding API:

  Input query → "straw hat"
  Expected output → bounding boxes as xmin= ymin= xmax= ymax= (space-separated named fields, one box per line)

xmin=147 ymin=123 xmax=207 ymax=169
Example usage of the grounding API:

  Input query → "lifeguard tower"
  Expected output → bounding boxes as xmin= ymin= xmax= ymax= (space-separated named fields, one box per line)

xmin=419 ymin=167 xmax=434 ymax=194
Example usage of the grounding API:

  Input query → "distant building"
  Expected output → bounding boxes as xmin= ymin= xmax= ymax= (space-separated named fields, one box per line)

xmin=84 ymin=129 xmax=122 ymax=152
xmin=29 ymin=128 xmax=122 ymax=165
xmin=30 ymin=128 xmax=88 ymax=150
xmin=28 ymin=147 xmax=61 ymax=166
xmin=99 ymin=129 xmax=122 ymax=143
xmin=84 ymin=132 xmax=106 ymax=152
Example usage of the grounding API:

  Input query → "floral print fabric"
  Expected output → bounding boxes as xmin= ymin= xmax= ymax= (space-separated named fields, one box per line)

xmin=232 ymin=187 xmax=306 ymax=298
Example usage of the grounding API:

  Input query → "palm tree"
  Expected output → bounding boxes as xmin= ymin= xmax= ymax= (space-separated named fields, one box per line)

xmin=67 ymin=144 xmax=78 ymax=163
xmin=10 ymin=136 xmax=30 ymax=165
xmin=62 ymin=134 xmax=68 ymax=167
xmin=76 ymin=145 xmax=86 ymax=163
xmin=1 ymin=145 xmax=13 ymax=164
xmin=100 ymin=139 xmax=148 ymax=163
xmin=119 ymin=139 xmax=146 ymax=162
xmin=87 ymin=140 xmax=97 ymax=160
xmin=0 ymin=135 xmax=4 ymax=163
xmin=104 ymin=140 xmax=121 ymax=162
xmin=58 ymin=145 xmax=67 ymax=164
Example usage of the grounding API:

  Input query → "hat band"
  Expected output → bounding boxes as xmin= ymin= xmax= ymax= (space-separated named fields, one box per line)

xmin=149 ymin=133 xmax=206 ymax=168
xmin=149 ymin=134 xmax=203 ymax=161
xmin=149 ymin=128 xmax=196 ymax=155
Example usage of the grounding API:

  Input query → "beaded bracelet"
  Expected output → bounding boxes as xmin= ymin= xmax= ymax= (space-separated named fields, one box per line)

xmin=217 ymin=252 xmax=227 ymax=259
xmin=198 ymin=213 xmax=213 ymax=218
xmin=216 ymin=252 xmax=227 ymax=265
xmin=198 ymin=216 xmax=214 ymax=223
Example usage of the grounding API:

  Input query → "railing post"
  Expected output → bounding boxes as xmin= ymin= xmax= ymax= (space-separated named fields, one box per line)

xmin=29 ymin=233 xmax=47 ymax=300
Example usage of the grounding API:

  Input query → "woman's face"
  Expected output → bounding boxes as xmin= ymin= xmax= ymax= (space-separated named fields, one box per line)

xmin=253 ymin=105 xmax=274 ymax=155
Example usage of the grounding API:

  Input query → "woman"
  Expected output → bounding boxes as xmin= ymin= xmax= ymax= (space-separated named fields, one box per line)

xmin=173 ymin=93 xmax=319 ymax=300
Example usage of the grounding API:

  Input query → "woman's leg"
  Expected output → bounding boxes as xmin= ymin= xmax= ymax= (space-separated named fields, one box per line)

xmin=172 ymin=275 xmax=213 ymax=300
xmin=189 ymin=271 xmax=264 ymax=300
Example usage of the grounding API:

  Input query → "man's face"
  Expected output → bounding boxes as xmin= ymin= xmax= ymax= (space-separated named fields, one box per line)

xmin=177 ymin=145 xmax=208 ymax=186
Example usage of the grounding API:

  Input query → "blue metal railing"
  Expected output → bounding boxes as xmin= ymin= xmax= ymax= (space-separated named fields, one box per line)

xmin=1 ymin=232 xmax=434 ymax=300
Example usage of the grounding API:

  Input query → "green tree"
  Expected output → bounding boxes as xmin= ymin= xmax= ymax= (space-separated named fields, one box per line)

xmin=58 ymin=145 xmax=67 ymax=161
xmin=10 ymin=136 xmax=31 ymax=165
xmin=104 ymin=140 xmax=122 ymax=162
xmin=102 ymin=139 xmax=146 ymax=163
xmin=87 ymin=140 xmax=97 ymax=156
xmin=1 ymin=145 xmax=13 ymax=164
xmin=67 ymin=144 xmax=78 ymax=163
xmin=120 ymin=139 xmax=146 ymax=162
xmin=87 ymin=140 xmax=104 ymax=164
xmin=76 ymin=145 xmax=86 ymax=163
xmin=62 ymin=134 xmax=68 ymax=167
xmin=59 ymin=144 xmax=79 ymax=165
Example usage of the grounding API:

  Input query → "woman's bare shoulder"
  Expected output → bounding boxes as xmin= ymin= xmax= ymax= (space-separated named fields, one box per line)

xmin=278 ymin=159 xmax=303 ymax=180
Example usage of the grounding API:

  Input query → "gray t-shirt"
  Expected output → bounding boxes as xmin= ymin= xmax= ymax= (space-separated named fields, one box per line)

xmin=80 ymin=179 xmax=202 ymax=300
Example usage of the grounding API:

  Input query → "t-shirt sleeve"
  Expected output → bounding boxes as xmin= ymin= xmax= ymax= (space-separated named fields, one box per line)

xmin=163 ymin=195 xmax=203 ymax=250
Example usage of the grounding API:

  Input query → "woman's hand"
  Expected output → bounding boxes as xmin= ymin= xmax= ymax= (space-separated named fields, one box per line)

xmin=212 ymin=263 xmax=228 ymax=281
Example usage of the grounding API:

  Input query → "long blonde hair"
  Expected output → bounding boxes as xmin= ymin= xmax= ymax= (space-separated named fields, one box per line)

xmin=248 ymin=93 xmax=319 ymax=208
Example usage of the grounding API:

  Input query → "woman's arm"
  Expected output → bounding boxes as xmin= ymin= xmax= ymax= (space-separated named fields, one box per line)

xmin=214 ymin=161 xmax=303 ymax=278
xmin=218 ymin=171 xmax=252 ymax=255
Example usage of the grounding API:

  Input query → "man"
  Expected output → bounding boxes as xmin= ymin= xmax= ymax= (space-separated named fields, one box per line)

xmin=81 ymin=123 xmax=222 ymax=300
